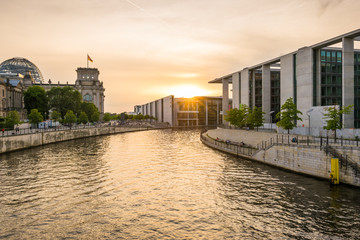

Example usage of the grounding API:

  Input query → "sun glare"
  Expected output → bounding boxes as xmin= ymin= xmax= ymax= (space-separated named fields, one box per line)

xmin=172 ymin=85 xmax=211 ymax=98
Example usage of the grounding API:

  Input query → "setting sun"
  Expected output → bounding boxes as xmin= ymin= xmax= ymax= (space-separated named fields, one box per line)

xmin=171 ymin=84 xmax=212 ymax=98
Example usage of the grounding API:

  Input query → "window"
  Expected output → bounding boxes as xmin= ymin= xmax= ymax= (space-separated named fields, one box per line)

xmin=83 ymin=94 xmax=92 ymax=102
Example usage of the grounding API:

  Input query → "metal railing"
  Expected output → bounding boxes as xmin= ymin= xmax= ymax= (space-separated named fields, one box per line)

xmin=200 ymin=133 xmax=257 ymax=157
xmin=257 ymin=134 xmax=360 ymax=150
xmin=323 ymin=145 xmax=359 ymax=177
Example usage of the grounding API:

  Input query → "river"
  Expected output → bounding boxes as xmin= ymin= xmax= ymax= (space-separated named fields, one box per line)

xmin=0 ymin=129 xmax=359 ymax=239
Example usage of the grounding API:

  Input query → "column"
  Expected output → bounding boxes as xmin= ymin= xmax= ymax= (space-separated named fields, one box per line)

xmin=222 ymin=78 xmax=229 ymax=126
xmin=205 ymin=99 xmax=208 ymax=126
xmin=232 ymin=72 xmax=240 ymax=109
xmin=342 ymin=37 xmax=355 ymax=128
xmin=262 ymin=64 xmax=271 ymax=123
xmin=240 ymin=68 xmax=250 ymax=106
xmin=296 ymin=47 xmax=313 ymax=125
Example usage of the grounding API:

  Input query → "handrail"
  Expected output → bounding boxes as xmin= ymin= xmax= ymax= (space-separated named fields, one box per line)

xmin=323 ymin=145 xmax=359 ymax=177
xmin=200 ymin=133 xmax=257 ymax=157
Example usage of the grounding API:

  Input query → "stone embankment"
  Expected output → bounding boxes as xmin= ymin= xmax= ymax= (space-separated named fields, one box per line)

xmin=201 ymin=128 xmax=360 ymax=187
xmin=0 ymin=125 xmax=162 ymax=154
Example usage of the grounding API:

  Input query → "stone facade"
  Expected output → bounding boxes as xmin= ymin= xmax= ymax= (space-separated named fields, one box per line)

xmin=0 ymin=74 xmax=26 ymax=119
xmin=28 ymin=68 xmax=105 ymax=114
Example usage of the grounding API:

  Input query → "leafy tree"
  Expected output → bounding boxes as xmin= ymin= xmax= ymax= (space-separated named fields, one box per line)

xmin=225 ymin=105 xmax=248 ymax=128
xmin=51 ymin=110 xmax=62 ymax=122
xmin=64 ymin=110 xmax=77 ymax=125
xmin=248 ymin=106 xmax=265 ymax=131
xmin=103 ymin=112 xmax=112 ymax=122
xmin=78 ymin=111 xmax=88 ymax=124
xmin=47 ymin=87 xmax=82 ymax=118
xmin=28 ymin=109 xmax=43 ymax=127
xmin=323 ymin=105 xmax=353 ymax=139
xmin=5 ymin=111 xmax=20 ymax=129
xmin=81 ymin=102 xmax=99 ymax=120
xmin=276 ymin=98 xmax=303 ymax=134
xmin=91 ymin=111 xmax=100 ymax=123
xmin=23 ymin=86 xmax=49 ymax=118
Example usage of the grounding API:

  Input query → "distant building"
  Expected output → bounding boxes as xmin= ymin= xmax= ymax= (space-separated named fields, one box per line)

xmin=0 ymin=75 xmax=25 ymax=119
xmin=0 ymin=57 xmax=105 ymax=118
xmin=135 ymin=96 xmax=223 ymax=127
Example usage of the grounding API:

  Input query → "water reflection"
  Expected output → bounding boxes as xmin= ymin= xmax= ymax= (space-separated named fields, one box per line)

xmin=0 ymin=129 xmax=359 ymax=239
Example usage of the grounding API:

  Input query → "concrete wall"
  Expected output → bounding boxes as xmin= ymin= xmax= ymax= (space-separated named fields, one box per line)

xmin=202 ymin=133 xmax=360 ymax=187
xmin=0 ymin=127 xmax=144 ymax=154
xmin=232 ymin=72 xmax=240 ymax=109
xmin=163 ymin=95 xmax=174 ymax=126
xmin=296 ymin=47 xmax=313 ymax=125
xmin=280 ymin=53 xmax=294 ymax=105
xmin=240 ymin=68 xmax=249 ymax=106
xmin=156 ymin=100 xmax=162 ymax=122
xmin=254 ymin=145 xmax=360 ymax=187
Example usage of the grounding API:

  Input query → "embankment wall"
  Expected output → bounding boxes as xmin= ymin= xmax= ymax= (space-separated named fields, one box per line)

xmin=201 ymin=134 xmax=360 ymax=187
xmin=0 ymin=127 xmax=145 ymax=154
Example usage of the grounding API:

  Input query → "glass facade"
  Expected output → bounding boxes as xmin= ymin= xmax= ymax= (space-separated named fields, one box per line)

xmin=320 ymin=49 xmax=342 ymax=106
xmin=355 ymin=53 xmax=360 ymax=128
xmin=249 ymin=71 xmax=253 ymax=109
xmin=271 ymin=71 xmax=280 ymax=123
xmin=254 ymin=71 xmax=262 ymax=108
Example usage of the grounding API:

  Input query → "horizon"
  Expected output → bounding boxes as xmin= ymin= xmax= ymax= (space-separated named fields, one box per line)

xmin=1 ymin=0 xmax=360 ymax=113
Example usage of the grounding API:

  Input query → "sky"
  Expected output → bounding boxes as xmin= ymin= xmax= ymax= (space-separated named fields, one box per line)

xmin=0 ymin=0 xmax=359 ymax=113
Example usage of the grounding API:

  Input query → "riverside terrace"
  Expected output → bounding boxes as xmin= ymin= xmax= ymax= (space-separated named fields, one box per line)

xmin=201 ymin=128 xmax=360 ymax=187
xmin=211 ymin=28 xmax=360 ymax=129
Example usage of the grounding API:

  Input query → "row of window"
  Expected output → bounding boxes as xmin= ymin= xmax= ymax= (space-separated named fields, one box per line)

xmin=321 ymin=50 xmax=342 ymax=63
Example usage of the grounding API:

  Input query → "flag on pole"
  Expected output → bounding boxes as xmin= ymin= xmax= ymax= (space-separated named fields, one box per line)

xmin=87 ymin=54 xmax=93 ymax=62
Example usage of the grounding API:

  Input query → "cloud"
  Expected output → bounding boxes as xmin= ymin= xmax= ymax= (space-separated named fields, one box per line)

xmin=318 ymin=0 xmax=345 ymax=15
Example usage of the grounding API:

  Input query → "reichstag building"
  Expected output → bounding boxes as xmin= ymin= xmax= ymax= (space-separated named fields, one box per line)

xmin=0 ymin=57 xmax=105 ymax=119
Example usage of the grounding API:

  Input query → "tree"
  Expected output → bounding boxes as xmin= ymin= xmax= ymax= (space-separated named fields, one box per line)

xmin=81 ymin=102 xmax=99 ymax=120
xmin=51 ymin=110 xmax=62 ymax=122
xmin=323 ymin=105 xmax=353 ymax=139
xmin=248 ymin=106 xmax=265 ymax=131
xmin=47 ymin=87 xmax=82 ymax=118
xmin=103 ymin=112 xmax=112 ymax=122
xmin=91 ymin=111 xmax=100 ymax=123
xmin=28 ymin=109 xmax=43 ymax=127
xmin=78 ymin=111 xmax=88 ymax=124
xmin=276 ymin=98 xmax=303 ymax=134
xmin=5 ymin=111 xmax=20 ymax=129
xmin=64 ymin=110 xmax=77 ymax=125
xmin=225 ymin=105 xmax=248 ymax=128
xmin=23 ymin=86 xmax=49 ymax=118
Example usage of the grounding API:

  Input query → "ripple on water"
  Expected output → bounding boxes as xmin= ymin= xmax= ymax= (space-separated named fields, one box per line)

xmin=0 ymin=129 xmax=359 ymax=239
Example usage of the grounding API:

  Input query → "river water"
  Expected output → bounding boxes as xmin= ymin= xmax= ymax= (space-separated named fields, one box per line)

xmin=0 ymin=129 xmax=359 ymax=239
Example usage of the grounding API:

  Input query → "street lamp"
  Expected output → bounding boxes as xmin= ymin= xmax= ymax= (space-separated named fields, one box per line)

xmin=307 ymin=108 xmax=314 ymax=136
xmin=269 ymin=111 xmax=275 ymax=130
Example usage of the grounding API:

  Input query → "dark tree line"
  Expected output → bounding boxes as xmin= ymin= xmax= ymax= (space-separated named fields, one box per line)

xmin=23 ymin=86 xmax=100 ymax=124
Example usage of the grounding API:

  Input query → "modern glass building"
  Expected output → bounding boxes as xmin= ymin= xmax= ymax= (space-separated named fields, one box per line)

xmin=210 ymin=29 xmax=360 ymax=129
xmin=136 ymin=96 xmax=223 ymax=127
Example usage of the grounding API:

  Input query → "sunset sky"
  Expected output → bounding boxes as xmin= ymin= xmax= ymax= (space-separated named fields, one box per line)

xmin=0 ymin=0 xmax=359 ymax=113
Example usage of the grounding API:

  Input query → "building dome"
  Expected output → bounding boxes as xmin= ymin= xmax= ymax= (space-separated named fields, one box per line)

xmin=0 ymin=57 xmax=44 ymax=83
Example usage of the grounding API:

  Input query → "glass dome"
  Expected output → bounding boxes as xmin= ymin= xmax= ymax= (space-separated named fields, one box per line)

xmin=0 ymin=57 xmax=44 ymax=83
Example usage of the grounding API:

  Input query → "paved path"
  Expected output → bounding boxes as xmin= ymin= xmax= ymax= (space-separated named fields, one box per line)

xmin=206 ymin=128 xmax=277 ymax=147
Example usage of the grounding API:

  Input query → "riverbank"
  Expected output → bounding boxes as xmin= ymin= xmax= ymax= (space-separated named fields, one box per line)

xmin=0 ymin=126 xmax=163 ymax=154
xmin=202 ymin=128 xmax=360 ymax=187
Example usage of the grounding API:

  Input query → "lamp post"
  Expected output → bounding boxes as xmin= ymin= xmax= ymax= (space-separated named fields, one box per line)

xmin=269 ymin=111 xmax=275 ymax=130
xmin=307 ymin=109 xmax=314 ymax=136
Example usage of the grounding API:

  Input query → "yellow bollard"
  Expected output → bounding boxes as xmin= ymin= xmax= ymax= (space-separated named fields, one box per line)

xmin=330 ymin=158 xmax=339 ymax=185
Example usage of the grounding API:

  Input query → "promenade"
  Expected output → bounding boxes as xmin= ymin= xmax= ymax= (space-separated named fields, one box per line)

xmin=206 ymin=128 xmax=277 ymax=147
